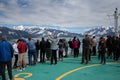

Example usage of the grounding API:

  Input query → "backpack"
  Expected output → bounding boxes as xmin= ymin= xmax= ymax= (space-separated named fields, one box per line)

xmin=73 ymin=41 xmax=78 ymax=49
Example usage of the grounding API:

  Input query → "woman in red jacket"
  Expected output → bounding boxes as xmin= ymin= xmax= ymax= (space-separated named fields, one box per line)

xmin=17 ymin=39 xmax=27 ymax=71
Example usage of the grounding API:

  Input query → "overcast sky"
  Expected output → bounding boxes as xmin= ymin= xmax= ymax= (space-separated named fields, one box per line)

xmin=0 ymin=0 xmax=120 ymax=33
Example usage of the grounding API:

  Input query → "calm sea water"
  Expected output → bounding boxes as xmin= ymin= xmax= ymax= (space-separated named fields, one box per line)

xmin=34 ymin=37 xmax=83 ymax=41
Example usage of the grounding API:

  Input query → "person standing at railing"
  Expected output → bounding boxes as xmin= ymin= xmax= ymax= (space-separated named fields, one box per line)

xmin=48 ymin=32 xmax=58 ymax=65
xmin=81 ymin=34 xmax=90 ymax=64
xmin=12 ymin=40 xmax=19 ymax=69
xmin=0 ymin=35 xmax=14 ymax=80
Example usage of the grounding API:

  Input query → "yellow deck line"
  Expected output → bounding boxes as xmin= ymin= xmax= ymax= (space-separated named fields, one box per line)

xmin=56 ymin=62 xmax=119 ymax=80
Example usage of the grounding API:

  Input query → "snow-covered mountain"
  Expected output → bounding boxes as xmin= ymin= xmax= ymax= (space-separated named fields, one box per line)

xmin=1 ymin=25 xmax=119 ymax=40
xmin=84 ymin=26 xmax=120 ymax=37
xmin=0 ymin=27 xmax=34 ymax=40
xmin=12 ymin=25 xmax=83 ymax=37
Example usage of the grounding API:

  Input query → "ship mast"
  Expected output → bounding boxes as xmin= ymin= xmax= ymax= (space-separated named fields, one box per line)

xmin=114 ymin=8 xmax=119 ymax=36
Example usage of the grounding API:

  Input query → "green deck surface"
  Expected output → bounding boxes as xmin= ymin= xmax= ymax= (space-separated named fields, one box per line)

xmin=5 ymin=56 xmax=120 ymax=80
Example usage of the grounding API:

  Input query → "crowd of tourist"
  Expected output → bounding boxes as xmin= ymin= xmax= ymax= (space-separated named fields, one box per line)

xmin=0 ymin=33 xmax=120 ymax=80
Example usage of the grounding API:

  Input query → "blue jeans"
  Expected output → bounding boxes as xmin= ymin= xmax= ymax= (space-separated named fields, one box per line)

xmin=28 ymin=49 xmax=37 ymax=65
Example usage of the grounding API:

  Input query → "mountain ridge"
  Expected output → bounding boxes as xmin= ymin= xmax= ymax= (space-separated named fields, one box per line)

xmin=12 ymin=25 xmax=83 ymax=38
xmin=0 ymin=26 xmax=83 ymax=40
xmin=0 ymin=25 xmax=120 ymax=40
xmin=0 ymin=27 xmax=34 ymax=40
xmin=84 ymin=26 xmax=120 ymax=37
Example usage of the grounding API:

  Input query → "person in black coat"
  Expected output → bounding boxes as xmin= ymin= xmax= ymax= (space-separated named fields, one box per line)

xmin=35 ymin=39 xmax=40 ymax=60
xmin=68 ymin=38 xmax=74 ymax=55
xmin=106 ymin=35 xmax=113 ymax=59
xmin=99 ymin=37 xmax=106 ymax=64
xmin=40 ymin=37 xmax=46 ymax=63
xmin=46 ymin=39 xmax=51 ymax=60
xmin=113 ymin=36 xmax=120 ymax=61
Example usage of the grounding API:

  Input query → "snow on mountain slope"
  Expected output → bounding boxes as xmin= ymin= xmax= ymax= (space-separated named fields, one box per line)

xmin=0 ymin=27 xmax=34 ymax=40
xmin=84 ymin=26 xmax=120 ymax=37
xmin=12 ymin=25 xmax=82 ymax=37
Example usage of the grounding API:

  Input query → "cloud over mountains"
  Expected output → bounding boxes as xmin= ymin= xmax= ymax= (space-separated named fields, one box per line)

xmin=0 ymin=0 xmax=120 ymax=29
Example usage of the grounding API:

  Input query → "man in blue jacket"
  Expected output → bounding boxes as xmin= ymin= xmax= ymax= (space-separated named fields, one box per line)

xmin=0 ymin=35 xmax=13 ymax=80
xmin=0 ymin=69 xmax=1 ymax=79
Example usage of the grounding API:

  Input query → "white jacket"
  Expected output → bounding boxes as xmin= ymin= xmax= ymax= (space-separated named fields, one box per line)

xmin=12 ymin=43 xmax=19 ymax=55
xmin=48 ymin=35 xmax=58 ymax=50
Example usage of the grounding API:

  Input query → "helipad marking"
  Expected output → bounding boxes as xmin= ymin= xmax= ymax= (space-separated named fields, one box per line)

xmin=14 ymin=72 xmax=32 ymax=80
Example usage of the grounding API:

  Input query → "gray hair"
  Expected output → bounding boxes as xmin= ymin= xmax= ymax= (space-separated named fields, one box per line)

xmin=1 ymin=35 xmax=7 ymax=40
